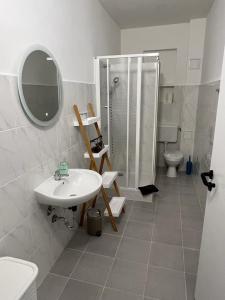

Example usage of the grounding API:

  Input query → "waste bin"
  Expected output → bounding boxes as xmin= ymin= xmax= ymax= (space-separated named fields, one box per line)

xmin=87 ymin=208 xmax=102 ymax=237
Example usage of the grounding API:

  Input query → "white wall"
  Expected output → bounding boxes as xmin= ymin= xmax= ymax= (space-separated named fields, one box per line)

xmin=186 ymin=19 xmax=206 ymax=85
xmin=0 ymin=0 xmax=120 ymax=287
xmin=202 ymin=0 xmax=225 ymax=83
xmin=193 ymin=82 xmax=220 ymax=210
xmin=121 ymin=21 xmax=206 ymax=86
xmin=193 ymin=0 xmax=225 ymax=210
xmin=156 ymin=49 xmax=177 ymax=86
xmin=121 ymin=23 xmax=189 ymax=85
xmin=0 ymin=0 xmax=120 ymax=82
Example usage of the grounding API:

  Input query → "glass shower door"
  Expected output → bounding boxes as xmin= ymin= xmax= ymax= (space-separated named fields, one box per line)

xmin=139 ymin=57 xmax=159 ymax=187
xmin=98 ymin=54 xmax=159 ymax=190
xmin=109 ymin=58 xmax=128 ymax=187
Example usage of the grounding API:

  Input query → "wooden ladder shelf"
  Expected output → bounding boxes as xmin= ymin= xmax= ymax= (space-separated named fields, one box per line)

xmin=73 ymin=103 xmax=126 ymax=232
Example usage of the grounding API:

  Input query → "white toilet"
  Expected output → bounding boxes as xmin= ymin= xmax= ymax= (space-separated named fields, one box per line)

xmin=0 ymin=257 xmax=38 ymax=300
xmin=158 ymin=125 xmax=184 ymax=178
xmin=164 ymin=150 xmax=183 ymax=177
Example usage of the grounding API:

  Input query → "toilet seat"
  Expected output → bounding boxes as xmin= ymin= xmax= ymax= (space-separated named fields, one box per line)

xmin=164 ymin=151 xmax=183 ymax=161
xmin=163 ymin=150 xmax=183 ymax=177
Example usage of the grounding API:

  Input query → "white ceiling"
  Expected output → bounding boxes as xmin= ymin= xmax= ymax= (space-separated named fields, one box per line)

xmin=99 ymin=0 xmax=214 ymax=29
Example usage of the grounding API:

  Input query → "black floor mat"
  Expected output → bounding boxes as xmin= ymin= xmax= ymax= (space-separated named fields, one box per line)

xmin=138 ymin=185 xmax=159 ymax=196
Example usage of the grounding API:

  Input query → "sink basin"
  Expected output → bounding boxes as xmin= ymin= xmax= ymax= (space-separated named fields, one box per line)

xmin=34 ymin=169 xmax=102 ymax=208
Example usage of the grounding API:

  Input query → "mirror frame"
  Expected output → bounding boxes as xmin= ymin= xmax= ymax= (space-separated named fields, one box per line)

xmin=18 ymin=45 xmax=63 ymax=127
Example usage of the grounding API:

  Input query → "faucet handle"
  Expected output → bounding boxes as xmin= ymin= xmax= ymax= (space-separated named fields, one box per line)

xmin=54 ymin=170 xmax=61 ymax=181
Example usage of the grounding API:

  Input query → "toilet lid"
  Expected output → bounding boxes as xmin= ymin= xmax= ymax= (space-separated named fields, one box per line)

xmin=164 ymin=151 xmax=183 ymax=160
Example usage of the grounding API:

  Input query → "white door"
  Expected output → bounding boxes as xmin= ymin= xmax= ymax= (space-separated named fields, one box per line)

xmin=195 ymin=49 xmax=225 ymax=299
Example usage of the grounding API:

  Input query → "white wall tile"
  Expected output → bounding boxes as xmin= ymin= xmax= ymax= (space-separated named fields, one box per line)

xmin=0 ymin=76 xmax=18 ymax=131
xmin=3 ymin=218 xmax=35 ymax=261
xmin=0 ymin=187 xmax=24 ymax=239
xmin=0 ymin=131 xmax=17 ymax=185
xmin=0 ymin=74 xmax=95 ymax=286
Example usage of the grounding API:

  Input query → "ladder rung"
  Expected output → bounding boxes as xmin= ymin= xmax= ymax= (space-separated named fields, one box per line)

xmin=102 ymin=172 xmax=118 ymax=188
xmin=73 ymin=116 xmax=100 ymax=127
xmin=104 ymin=197 xmax=126 ymax=217
xmin=84 ymin=145 xmax=109 ymax=158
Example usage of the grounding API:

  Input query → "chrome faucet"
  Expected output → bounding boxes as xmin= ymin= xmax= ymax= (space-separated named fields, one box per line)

xmin=54 ymin=170 xmax=69 ymax=181
xmin=54 ymin=170 xmax=61 ymax=181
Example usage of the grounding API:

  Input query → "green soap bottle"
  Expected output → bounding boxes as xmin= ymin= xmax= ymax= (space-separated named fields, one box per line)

xmin=59 ymin=161 xmax=69 ymax=176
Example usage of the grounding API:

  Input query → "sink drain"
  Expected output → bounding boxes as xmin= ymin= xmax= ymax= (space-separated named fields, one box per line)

xmin=69 ymin=194 xmax=77 ymax=197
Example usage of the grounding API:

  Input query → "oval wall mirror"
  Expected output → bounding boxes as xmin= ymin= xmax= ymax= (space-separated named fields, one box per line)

xmin=18 ymin=47 xmax=62 ymax=127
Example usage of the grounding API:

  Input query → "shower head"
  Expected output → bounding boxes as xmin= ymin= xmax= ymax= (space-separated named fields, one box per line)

xmin=113 ymin=77 xmax=119 ymax=85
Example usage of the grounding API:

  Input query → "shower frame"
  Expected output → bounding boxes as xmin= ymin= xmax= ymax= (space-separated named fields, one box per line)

xmin=94 ymin=53 xmax=160 ymax=190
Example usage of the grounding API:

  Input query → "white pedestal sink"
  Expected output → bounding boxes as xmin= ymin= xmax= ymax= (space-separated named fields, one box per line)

xmin=34 ymin=169 xmax=102 ymax=208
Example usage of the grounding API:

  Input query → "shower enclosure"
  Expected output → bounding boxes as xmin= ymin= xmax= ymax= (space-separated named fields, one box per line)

xmin=95 ymin=54 xmax=159 ymax=192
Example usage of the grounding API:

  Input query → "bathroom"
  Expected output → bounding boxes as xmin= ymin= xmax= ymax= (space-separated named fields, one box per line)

xmin=0 ymin=0 xmax=225 ymax=299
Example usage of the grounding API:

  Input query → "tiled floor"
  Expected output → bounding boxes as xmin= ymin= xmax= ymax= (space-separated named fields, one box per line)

xmin=38 ymin=171 xmax=203 ymax=300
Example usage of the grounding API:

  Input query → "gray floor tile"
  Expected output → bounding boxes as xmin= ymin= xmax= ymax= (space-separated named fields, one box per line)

xmin=178 ymin=176 xmax=194 ymax=186
xmin=126 ymin=200 xmax=135 ymax=208
xmin=185 ymin=273 xmax=196 ymax=300
xmin=103 ymin=218 xmax=126 ymax=236
xmin=180 ymin=194 xmax=199 ymax=207
xmin=157 ymin=184 xmax=181 ymax=194
xmin=182 ymin=215 xmax=203 ymax=231
xmin=133 ymin=201 xmax=155 ymax=211
xmin=154 ymin=203 xmax=181 ymax=225
xmin=154 ymin=193 xmax=180 ymax=205
xmin=129 ymin=207 xmax=154 ymax=223
xmin=71 ymin=252 xmax=113 ymax=285
xmin=153 ymin=221 xmax=182 ymax=246
xmin=157 ymin=177 xmax=180 ymax=188
xmin=116 ymin=237 xmax=150 ymax=264
xmin=59 ymin=279 xmax=102 ymax=300
xmin=184 ymin=248 xmax=199 ymax=274
xmin=145 ymin=267 xmax=186 ymax=300
xmin=156 ymin=202 xmax=180 ymax=215
xmin=179 ymin=185 xmax=196 ymax=195
xmin=86 ymin=234 xmax=120 ymax=257
xmin=50 ymin=249 xmax=82 ymax=276
xmin=181 ymin=205 xmax=203 ymax=218
xmin=37 ymin=274 xmax=67 ymax=300
xmin=67 ymin=229 xmax=90 ymax=251
xmin=38 ymin=184 xmax=201 ymax=300
xmin=102 ymin=288 xmax=143 ymax=300
xmin=106 ymin=258 xmax=147 ymax=295
xmin=150 ymin=242 xmax=184 ymax=271
xmin=154 ymin=214 xmax=181 ymax=227
xmin=183 ymin=228 xmax=202 ymax=250
xmin=123 ymin=200 xmax=134 ymax=217
xmin=156 ymin=174 xmax=179 ymax=183
xmin=124 ymin=221 xmax=153 ymax=241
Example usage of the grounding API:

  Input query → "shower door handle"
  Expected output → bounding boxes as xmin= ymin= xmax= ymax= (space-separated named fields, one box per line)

xmin=201 ymin=170 xmax=216 ymax=192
